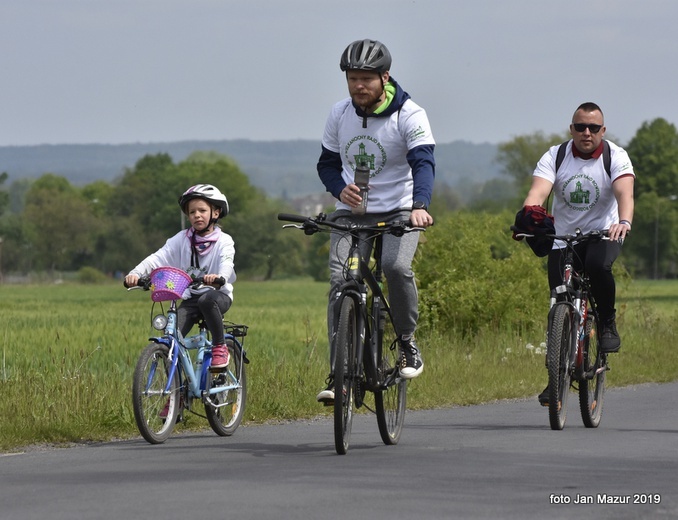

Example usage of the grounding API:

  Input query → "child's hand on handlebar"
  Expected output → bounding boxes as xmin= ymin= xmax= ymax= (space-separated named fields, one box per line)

xmin=124 ymin=274 xmax=139 ymax=288
xmin=202 ymin=274 xmax=224 ymax=286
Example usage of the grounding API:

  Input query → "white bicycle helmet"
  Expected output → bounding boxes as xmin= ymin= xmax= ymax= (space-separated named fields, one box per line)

xmin=178 ymin=184 xmax=229 ymax=219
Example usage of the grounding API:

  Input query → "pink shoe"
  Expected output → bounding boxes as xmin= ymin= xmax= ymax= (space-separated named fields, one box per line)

xmin=159 ymin=399 xmax=171 ymax=419
xmin=210 ymin=345 xmax=230 ymax=371
xmin=159 ymin=396 xmax=183 ymax=419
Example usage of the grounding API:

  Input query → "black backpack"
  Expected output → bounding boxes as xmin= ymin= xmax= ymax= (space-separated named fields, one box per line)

xmin=555 ymin=139 xmax=611 ymax=177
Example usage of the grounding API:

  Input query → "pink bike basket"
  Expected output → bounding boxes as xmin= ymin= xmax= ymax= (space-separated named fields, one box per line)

xmin=149 ymin=267 xmax=192 ymax=302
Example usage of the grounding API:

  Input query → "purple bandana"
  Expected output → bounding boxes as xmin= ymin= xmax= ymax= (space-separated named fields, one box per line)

xmin=187 ymin=227 xmax=221 ymax=257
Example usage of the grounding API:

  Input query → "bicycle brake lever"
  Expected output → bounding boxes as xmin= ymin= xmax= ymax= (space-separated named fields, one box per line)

xmin=281 ymin=222 xmax=319 ymax=235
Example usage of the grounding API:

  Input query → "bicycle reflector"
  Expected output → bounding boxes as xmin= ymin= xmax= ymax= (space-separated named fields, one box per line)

xmin=152 ymin=314 xmax=168 ymax=331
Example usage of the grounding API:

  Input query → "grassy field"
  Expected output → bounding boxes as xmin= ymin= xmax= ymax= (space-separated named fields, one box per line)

xmin=1 ymin=278 xmax=677 ymax=451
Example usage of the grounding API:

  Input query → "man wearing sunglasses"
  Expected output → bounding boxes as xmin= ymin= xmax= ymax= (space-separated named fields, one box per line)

xmin=516 ymin=102 xmax=635 ymax=407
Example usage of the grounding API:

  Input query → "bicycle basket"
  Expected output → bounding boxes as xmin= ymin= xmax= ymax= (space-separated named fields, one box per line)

xmin=149 ymin=267 xmax=192 ymax=302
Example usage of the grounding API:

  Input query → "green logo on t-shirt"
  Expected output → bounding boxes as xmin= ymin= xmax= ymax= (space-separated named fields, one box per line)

xmin=562 ymin=174 xmax=600 ymax=212
xmin=344 ymin=136 xmax=387 ymax=176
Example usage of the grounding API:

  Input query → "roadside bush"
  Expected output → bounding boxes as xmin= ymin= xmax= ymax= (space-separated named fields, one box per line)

xmin=415 ymin=210 xmax=549 ymax=334
xmin=77 ymin=266 xmax=109 ymax=284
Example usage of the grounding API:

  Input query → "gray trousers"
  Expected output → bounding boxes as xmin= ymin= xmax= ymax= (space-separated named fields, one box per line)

xmin=326 ymin=210 xmax=420 ymax=366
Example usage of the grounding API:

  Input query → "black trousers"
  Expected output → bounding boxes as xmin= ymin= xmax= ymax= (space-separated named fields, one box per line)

xmin=547 ymin=239 xmax=622 ymax=323
xmin=177 ymin=290 xmax=232 ymax=345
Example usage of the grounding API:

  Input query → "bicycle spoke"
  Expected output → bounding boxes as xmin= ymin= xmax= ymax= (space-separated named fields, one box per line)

xmin=375 ymin=312 xmax=406 ymax=445
xmin=579 ymin=314 xmax=606 ymax=428
xmin=205 ymin=341 xmax=247 ymax=436
xmin=132 ymin=343 xmax=179 ymax=444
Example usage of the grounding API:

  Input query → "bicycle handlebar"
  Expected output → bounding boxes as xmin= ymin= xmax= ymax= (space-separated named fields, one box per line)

xmin=123 ymin=275 xmax=226 ymax=290
xmin=277 ymin=212 xmax=425 ymax=237
xmin=510 ymin=226 xmax=610 ymax=243
xmin=277 ymin=213 xmax=309 ymax=224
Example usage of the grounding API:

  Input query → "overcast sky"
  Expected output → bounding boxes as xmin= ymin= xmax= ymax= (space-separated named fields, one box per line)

xmin=2 ymin=0 xmax=676 ymax=147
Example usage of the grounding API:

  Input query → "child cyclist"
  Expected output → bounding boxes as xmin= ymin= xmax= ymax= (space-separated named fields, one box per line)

xmin=124 ymin=184 xmax=236 ymax=371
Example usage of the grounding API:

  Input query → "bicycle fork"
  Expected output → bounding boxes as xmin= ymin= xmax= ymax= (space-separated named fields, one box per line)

xmin=571 ymin=295 xmax=586 ymax=379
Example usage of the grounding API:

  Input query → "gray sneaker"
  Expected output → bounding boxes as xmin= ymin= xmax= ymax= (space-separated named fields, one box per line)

xmin=399 ymin=337 xmax=424 ymax=379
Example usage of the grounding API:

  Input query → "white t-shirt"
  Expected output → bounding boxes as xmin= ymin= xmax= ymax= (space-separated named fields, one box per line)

xmin=130 ymin=228 xmax=236 ymax=301
xmin=321 ymin=97 xmax=435 ymax=213
xmin=533 ymin=140 xmax=635 ymax=240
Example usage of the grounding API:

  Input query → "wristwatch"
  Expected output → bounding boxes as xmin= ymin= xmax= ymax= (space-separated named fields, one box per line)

xmin=412 ymin=201 xmax=428 ymax=210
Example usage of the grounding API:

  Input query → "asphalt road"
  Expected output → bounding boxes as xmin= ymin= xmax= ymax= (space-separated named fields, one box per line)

xmin=1 ymin=382 xmax=676 ymax=520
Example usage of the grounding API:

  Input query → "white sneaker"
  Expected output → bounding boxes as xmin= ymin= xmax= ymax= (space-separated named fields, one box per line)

xmin=399 ymin=337 xmax=424 ymax=379
xmin=316 ymin=386 xmax=334 ymax=403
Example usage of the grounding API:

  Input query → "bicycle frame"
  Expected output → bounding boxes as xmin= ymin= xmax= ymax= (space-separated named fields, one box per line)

xmin=146 ymin=299 xmax=244 ymax=410
xmin=332 ymin=230 xmax=395 ymax=396
xmin=548 ymin=242 xmax=603 ymax=382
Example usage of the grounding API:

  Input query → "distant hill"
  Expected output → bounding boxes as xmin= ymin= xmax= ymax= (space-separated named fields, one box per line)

xmin=0 ymin=139 xmax=501 ymax=197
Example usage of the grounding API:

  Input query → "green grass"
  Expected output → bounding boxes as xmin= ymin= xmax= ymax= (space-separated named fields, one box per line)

xmin=1 ymin=278 xmax=677 ymax=451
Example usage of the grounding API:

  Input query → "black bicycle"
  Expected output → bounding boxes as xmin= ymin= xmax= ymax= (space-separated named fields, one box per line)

xmin=278 ymin=212 xmax=423 ymax=454
xmin=514 ymin=227 xmax=610 ymax=430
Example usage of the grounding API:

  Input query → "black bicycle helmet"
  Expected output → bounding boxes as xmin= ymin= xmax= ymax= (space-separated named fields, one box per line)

xmin=340 ymin=39 xmax=392 ymax=73
xmin=178 ymin=184 xmax=229 ymax=219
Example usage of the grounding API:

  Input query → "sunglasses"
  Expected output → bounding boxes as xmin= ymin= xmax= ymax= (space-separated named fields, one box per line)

xmin=572 ymin=123 xmax=603 ymax=134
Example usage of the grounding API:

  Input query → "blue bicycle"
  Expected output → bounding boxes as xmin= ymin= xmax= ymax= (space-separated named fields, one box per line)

xmin=126 ymin=267 xmax=248 ymax=444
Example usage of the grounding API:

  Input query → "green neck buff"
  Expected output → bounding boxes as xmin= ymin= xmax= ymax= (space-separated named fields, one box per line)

xmin=373 ymin=82 xmax=395 ymax=115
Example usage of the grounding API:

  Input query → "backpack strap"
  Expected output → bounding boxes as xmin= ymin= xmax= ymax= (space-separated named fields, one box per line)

xmin=555 ymin=140 xmax=611 ymax=177
xmin=602 ymin=140 xmax=611 ymax=178
xmin=555 ymin=141 xmax=568 ymax=173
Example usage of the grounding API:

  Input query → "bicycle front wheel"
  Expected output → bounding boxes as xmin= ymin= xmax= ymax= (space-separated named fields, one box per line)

xmin=375 ymin=310 xmax=406 ymax=445
xmin=205 ymin=340 xmax=247 ymax=436
xmin=547 ymin=304 xmax=573 ymax=430
xmin=334 ymin=296 xmax=358 ymax=455
xmin=132 ymin=343 xmax=180 ymax=444
xmin=579 ymin=313 xmax=606 ymax=428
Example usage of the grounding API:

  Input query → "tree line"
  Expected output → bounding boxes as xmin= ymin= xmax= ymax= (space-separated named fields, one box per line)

xmin=0 ymin=151 xmax=309 ymax=281
xmin=0 ymin=117 xmax=676 ymax=281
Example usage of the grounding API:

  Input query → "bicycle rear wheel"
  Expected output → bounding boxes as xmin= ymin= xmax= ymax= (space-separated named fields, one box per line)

xmin=334 ymin=296 xmax=358 ymax=455
xmin=547 ymin=305 xmax=573 ymax=430
xmin=579 ymin=313 xmax=606 ymax=428
xmin=205 ymin=340 xmax=247 ymax=436
xmin=375 ymin=309 xmax=406 ymax=445
xmin=132 ymin=343 xmax=180 ymax=444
